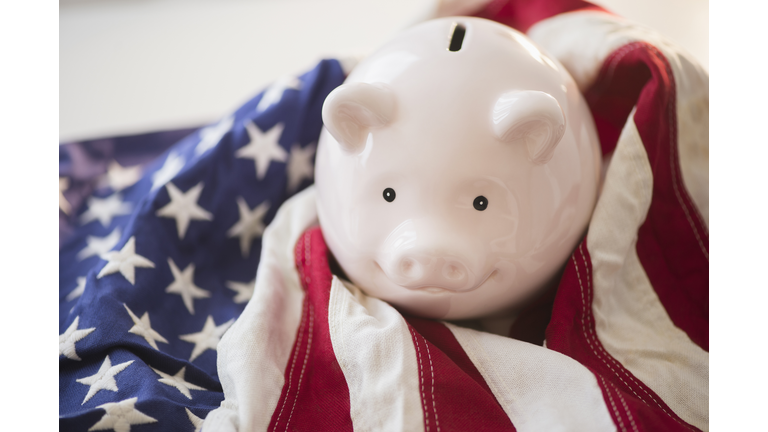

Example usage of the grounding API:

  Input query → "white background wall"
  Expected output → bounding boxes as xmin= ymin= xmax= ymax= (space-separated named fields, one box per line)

xmin=59 ymin=0 xmax=709 ymax=142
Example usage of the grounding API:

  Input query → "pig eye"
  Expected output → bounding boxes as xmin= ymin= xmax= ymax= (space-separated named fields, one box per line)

xmin=383 ymin=188 xmax=396 ymax=202
xmin=473 ymin=196 xmax=488 ymax=211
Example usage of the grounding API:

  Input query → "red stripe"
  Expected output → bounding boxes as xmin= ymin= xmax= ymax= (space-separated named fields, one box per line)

xmin=405 ymin=316 xmax=516 ymax=431
xmin=268 ymin=227 xmax=353 ymax=431
xmin=471 ymin=0 xmax=609 ymax=33
xmin=583 ymin=42 xmax=709 ymax=351
xmin=547 ymin=243 xmax=700 ymax=431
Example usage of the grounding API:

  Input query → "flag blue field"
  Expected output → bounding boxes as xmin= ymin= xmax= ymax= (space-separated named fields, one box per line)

xmin=59 ymin=59 xmax=347 ymax=431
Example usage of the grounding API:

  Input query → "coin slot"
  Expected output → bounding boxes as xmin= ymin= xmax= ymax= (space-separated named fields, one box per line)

xmin=448 ymin=23 xmax=466 ymax=52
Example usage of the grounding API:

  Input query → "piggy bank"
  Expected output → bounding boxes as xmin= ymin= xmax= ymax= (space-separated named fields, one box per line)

xmin=315 ymin=17 xmax=601 ymax=320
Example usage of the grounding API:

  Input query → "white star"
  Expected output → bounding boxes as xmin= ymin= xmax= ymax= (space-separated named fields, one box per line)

xmin=195 ymin=116 xmax=234 ymax=156
xmin=80 ymin=194 xmax=132 ymax=227
xmin=88 ymin=397 xmax=157 ymax=432
xmin=123 ymin=304 xmax=168 ymax=350
xmin=150 ymin=366 xmax=206 ymax=399
xmin=236 ymin=122 xmax=287 ymax=180
xmin=60 ymin=316 xmax=96 ymax=361
xmin=165 ymin=258 xmax=211 ymax=315
xmin=77 ymin=227 xmax=122 ymax=261
xmin=156 ymin=182 xmax=213 ymax=239
xmin=225 ymin=278 xmax=255 ymax=304
xmin=286 ymin=142 xmax=316 ymax=192
xmin=66 ymin=277 xmax=87 ymax=302
xmin=97 ymin=237 xmax=155 ymax=285
xmin=256 ymin=75 xmax=302 ymax=113
xmin=185 ymin=408 xmax=204 ymax=432
xmin=76 ymin=355 xmax=134 ymax=404
xmin=179 ymin=315 xmax=234 ymax=362
xmin=60 ymin=177 xmax=72 ymax=215
xmin=151 ymin=151 xmax=185 ymax=191
xmin=227 ymin=197 xmax=270 ymax=258
xmin=104 ymin=161 xmax=142 ymax=191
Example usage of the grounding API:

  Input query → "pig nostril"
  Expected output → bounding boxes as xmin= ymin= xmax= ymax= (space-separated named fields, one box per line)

xmin=443 ymin=263 xmax=465 ymax=280
xmin=400 ymin=258 xmax=417 ymax=277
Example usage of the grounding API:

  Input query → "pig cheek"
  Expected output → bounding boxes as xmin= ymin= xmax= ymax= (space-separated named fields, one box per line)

xmin=483 ymin=259 xmax=533 ymax=310
xmin=317 ymin=148 xmax=384 ymax=281
xmin=446 ymin=258 xmax=519 ymax=320
xmin=331 ymin=191 xmax=399 ymax=292
xmin=333 ymin=206 xmax=385 ymax=286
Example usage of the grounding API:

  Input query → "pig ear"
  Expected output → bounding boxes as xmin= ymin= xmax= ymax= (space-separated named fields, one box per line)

xmin=492 ymin=91 xmax=566 ymax=164
xmin=322 ymin=82 xmax=397 ymax=154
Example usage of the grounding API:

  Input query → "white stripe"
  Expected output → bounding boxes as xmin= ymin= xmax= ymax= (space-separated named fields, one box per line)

xmin=585 ymin=115 xmax=709 ymax=430
xmin=528 ymin=11 xmax=709 ymax=228
xmin=328 ymin=277 xmax=425 ymax=432
xmin=446 ymin=323 xmax=616 ymax=432
xmin=202 ymin=187 xmax=317 ymax=432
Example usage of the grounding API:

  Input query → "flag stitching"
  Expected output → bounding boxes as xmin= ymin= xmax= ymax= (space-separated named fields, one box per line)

xmin=578 ymin=245 xmax=695 ymax=431
xmin=271 ymin=298 xmax=307 ymax=431
xmin=421 ymin=333 xmax=440 ymax=432
xmin=572 ymin=251 xmax=644 ymax=409
xmin=598 ymin=374 xmax=627 ymax=432
xmin=409 ymin=325 xmax=430 ymax=432
xmin=572 ymin=250 xmax=646 ymax=408
xmin=609 ymin=376 xmax=639 ymax=432
xmin=303 ymin=231 xmax=311 ymax=286
xmin=285 ymin=303 xmax=314 ymax=431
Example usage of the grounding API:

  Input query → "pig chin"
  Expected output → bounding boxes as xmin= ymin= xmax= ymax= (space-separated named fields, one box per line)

xmin=395 ymin=299 xmax=453 ymax=320
xmin=366 ymin=268 xmax=454 ymax=318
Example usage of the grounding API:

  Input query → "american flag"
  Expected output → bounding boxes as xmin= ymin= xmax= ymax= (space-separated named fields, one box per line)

xmin=59 ymin=0 xmax=709 ymax=430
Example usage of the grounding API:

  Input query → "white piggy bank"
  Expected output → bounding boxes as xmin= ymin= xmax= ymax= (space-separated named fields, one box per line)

xmin=315 ymin=17 xmax=601 ymax=320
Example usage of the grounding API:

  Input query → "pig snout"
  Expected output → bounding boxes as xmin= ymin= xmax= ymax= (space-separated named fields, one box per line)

xmin=386 ymin=254 xmax=472 ymax=292
xmin=376 ymin=220 xmax=490 ymax=293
